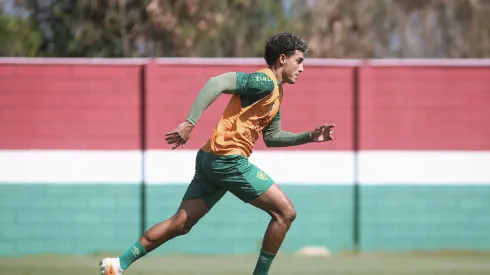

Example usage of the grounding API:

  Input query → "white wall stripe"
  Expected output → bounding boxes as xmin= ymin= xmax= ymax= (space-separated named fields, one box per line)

xmin=0 ymin=58 xmax=149 ymax=65
xmin=2 ymin=58 xmax=490 ymax=67
xmin=0 ymin=150 xmax=489 ymax=184
xmin=155 ymin=57 xmax=361 ymax=66
xmin=0 ymin=150 xmax=142 ymax=184
xmin=145 ymin=150 xmax=355 ymax=185
xmin=250 ymin=150 xmax=355 ymax=184
xmin=367 ymin=59 xmax=490 ymax=67
xmin=359 ymin=151 xmax=490 ymax=184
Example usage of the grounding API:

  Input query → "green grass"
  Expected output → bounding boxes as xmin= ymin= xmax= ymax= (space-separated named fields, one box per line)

xmin=1 ymin=251 xmax=490 ymax=275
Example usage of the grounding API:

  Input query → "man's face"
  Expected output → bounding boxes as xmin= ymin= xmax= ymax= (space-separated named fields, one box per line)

xmin=280 ymin=50 xmax=305 ymax=84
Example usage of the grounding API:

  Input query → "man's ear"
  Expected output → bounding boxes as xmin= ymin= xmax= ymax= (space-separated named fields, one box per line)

xmin=278 ymin=54 xmax=287 ymax=65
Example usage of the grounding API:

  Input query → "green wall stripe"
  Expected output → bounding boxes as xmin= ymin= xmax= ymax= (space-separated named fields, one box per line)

xmin=1 ymin=184 xmax=489 ymax=256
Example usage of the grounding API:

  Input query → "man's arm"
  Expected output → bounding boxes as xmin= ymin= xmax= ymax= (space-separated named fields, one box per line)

xmin=186 ymin=72 xmax=274 ymax=125
xmin=263 ymin=111 xmax=336 ymax=147
xmin=262 ymin=111 xmax=312 ymax=147
xmin=185 ymin=72 xmax=237 ymax=125
xmin=165 ymin=71 xmax=274 ymax=149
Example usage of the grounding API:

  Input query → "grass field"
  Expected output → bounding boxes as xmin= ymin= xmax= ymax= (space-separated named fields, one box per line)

xmin=1 ymin=251 xmax=490 ymax=275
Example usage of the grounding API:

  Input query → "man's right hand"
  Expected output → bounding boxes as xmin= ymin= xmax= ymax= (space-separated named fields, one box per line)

xmin=165 ymin=120 xmax=195 ymax=150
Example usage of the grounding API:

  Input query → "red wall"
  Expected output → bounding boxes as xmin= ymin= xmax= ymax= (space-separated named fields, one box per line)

xmin=0 ymin=64 xmax=142 ymax=149
xmin=360 ymin=65 xmax=490 ymax=150
xmin=1 ymin=61 xmax=489 ymax=151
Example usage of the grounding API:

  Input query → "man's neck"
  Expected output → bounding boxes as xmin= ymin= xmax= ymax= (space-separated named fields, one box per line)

xmin=268 ymin=66 xmax=284 ymax=85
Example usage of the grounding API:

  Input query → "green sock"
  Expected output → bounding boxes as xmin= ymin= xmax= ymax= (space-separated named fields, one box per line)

xmin=118 ymin=241 xmax=147 ymax=270
xmin=253 ymin=250 xmax=276 ymax=275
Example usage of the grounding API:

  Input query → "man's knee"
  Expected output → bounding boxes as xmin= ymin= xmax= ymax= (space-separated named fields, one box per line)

xmin=249 ymin=183 xmax=296 ymax=225
xmin=273 ymin=204 xmax=296 ymax=225
xmin=171 ymin=211 xmax=195 ymax=236
xmin=283 ymin=205 xmax=297 ymax=224
xmin=172 ymin=198 xmax=209 ymax=236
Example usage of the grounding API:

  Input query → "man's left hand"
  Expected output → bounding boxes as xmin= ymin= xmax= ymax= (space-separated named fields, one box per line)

xmin=310 ymin=124 xmax=336 ymax=142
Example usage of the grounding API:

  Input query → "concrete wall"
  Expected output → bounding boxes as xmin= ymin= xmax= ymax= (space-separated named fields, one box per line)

xmin=1 ymin=58 xmax=489 ymax=255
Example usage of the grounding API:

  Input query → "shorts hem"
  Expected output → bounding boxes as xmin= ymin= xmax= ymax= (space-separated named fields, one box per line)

xmin=243 ymin=183 xmax=275 ymax=204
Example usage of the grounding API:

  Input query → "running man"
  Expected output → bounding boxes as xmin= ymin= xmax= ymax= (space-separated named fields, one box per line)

xmin=100 ymin=32 xmax=335 ymax=275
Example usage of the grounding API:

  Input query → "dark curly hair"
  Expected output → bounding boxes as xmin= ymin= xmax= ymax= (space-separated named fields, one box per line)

xmin=264 ymin=32 xmax=308 ymax=66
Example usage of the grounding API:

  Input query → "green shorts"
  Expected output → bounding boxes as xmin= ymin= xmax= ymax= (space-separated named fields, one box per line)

xmin=182 ymin=149 xmax=275 ymax=209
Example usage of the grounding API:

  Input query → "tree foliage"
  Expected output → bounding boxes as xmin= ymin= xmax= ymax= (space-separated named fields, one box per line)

xmin=0 ymin=9 xmax=41 ymax=56
xmin=2 ymin=0 xmax=489 ymax=58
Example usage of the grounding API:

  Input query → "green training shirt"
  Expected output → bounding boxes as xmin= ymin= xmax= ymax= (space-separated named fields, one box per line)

xmin=186 ymin=72 xmax=312 ymax=147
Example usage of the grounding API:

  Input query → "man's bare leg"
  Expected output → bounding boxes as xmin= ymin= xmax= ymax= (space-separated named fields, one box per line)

xmin=101 ymin=198 xmax=209 ymax=274
xmin=139 ymin=198 xmax=209 ymax=253
xmin=248 ymin=184 xmax=296 ymax=275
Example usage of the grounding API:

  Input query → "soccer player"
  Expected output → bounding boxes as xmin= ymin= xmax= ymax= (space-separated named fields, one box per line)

xmin=100 ymin=32 xmax=335 ymax=275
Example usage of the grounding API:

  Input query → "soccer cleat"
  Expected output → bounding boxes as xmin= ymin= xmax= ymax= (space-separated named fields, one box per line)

xmin=100 ymin=257 xmax=124 ymax=275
